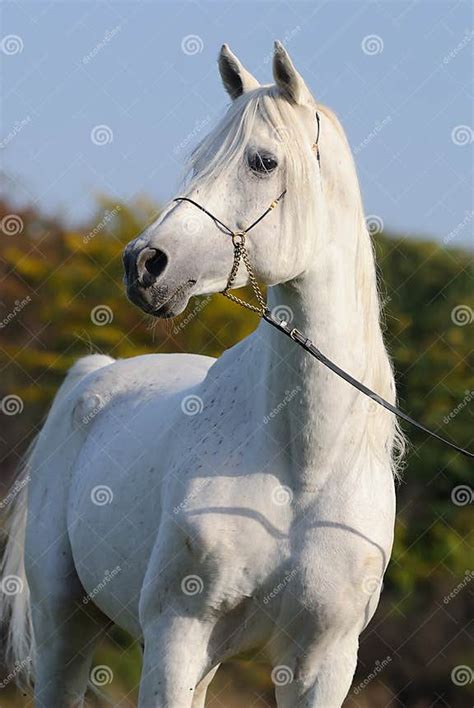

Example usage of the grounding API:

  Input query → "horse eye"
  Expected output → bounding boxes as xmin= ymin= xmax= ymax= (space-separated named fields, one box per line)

xmin=248 ymin=152 xmax=278 ymax=174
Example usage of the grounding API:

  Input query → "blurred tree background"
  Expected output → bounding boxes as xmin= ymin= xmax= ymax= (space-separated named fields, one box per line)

xmin=0 ymin=194 xmax=472 ymax=707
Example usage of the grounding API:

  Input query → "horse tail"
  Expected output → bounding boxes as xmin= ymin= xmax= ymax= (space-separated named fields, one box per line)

xmin=0 ymin=354 xmax=115 ymax=688
xmin=0 ymin=440 xmax=34 ymax=688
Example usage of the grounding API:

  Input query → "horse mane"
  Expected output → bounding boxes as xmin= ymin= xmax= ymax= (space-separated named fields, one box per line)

xmin=186 ymin=88 xmax=405 ymax=478
xmin=316 ymin=105 xmax=406 ymax=477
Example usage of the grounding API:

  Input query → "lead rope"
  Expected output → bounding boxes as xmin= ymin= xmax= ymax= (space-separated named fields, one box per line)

xmin=262 ymin=312 xmax=473 ymax=459
xmin=172 ymin=115 xmax=473 ymax=460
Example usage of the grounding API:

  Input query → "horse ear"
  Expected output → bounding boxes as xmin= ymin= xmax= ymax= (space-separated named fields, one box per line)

xmin=218 ymin=44 xmax=260 ymax=100
xmin=273 ymin=40 xmax=313 ymax=106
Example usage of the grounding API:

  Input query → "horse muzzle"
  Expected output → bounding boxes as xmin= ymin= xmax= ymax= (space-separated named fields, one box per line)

xmin=123 ymin=244 xmax=196 ymax=318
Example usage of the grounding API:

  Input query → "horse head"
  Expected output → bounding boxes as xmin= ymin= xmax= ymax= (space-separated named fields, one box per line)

xmin=123 ymin=42 xmax=326 ymax=318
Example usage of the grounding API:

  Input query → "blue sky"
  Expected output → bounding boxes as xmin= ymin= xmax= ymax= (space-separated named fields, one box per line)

xmin=2 ymin=0 xmax=473 ymax=247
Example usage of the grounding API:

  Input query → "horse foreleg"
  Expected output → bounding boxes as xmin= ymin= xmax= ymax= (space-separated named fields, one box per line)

xmin=274 ymin=633 xmax=359 ymax=708
xmin=138 ymin=614 xmax=212 ymax=708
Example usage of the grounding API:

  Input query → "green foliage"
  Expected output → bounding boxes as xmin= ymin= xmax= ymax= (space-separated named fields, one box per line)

xmin=0 ymin=197 xmax=472 ymax=706
xmin=374 ymin=235 xmax=474 ymax=604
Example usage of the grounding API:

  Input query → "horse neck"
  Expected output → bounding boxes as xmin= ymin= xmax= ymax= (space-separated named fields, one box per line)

xmin=250 ymin=178 xmax=390 ymax=481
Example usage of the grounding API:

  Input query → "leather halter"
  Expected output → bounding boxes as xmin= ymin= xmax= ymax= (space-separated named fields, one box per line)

xmin=172 ymin=113 xmax=473 ymax=460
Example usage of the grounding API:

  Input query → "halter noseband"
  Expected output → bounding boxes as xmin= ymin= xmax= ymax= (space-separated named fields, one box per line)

xmin=173 ymin=188 xmax=287 ymax=314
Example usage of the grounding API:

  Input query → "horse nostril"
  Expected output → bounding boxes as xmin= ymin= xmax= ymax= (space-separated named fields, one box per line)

xmin=145 ymin=249 xmax=168 ymax=278
xmin=136 ymin=247 xmax=168 ymax=286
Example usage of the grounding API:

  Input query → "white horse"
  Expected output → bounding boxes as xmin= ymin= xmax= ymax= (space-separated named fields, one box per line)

xmin=1 ymin=42 xmax=404 ymax=707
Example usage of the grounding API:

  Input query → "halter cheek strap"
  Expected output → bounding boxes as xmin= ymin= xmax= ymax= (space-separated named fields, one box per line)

xmin=313 ymin=110 xmax=321 ymax=167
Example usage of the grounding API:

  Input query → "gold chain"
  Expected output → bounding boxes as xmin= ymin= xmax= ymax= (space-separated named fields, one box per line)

xmin=222 ymin=232 xmax=266 ymax=315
